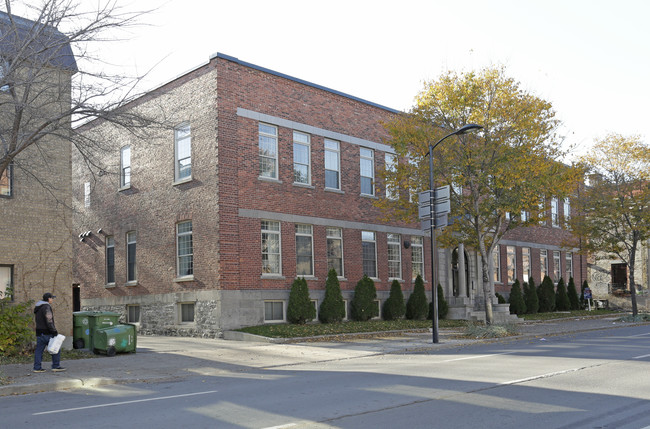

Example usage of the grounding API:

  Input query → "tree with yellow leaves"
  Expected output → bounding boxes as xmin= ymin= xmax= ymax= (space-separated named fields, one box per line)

xmin=570 ymin=134 xmax=650 ymax=316
xmin=379 ymin=66 xmax=580 ymax=324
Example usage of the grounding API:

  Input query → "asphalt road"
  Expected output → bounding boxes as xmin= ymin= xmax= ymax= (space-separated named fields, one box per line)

xmin=2 ymin=325 xmax=649 ymax=429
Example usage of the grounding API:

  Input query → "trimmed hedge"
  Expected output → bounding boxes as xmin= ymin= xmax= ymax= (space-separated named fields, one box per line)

xmin=406 ymin=275 xmax=428 ymax=320
xmin=382 ymin=280 xmax=406 ymax=321
xmin=287 ymin=277 xmax=315 ymax=324
xmin=319 ymin=269 xmax=346 ymax=323
xmin=350 ymin=275 xmax=378 ymax=321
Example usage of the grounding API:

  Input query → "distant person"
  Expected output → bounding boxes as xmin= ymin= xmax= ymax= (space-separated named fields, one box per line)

xmin=33 ymin=293 xmax=66 ymax=373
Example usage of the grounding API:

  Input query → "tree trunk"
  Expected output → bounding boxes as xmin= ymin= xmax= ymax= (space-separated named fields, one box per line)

xmin=481 ymin=255 xmax=494 ymax=325
xmin=629 ymin=239 xmax=638 ymax=317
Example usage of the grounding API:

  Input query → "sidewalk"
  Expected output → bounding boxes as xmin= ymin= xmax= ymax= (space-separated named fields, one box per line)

xmin=0 ymin=315 xmax=641 ymax=396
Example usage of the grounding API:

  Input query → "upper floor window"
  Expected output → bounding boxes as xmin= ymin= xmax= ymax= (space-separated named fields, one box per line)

xmin=105 ymin=236 xmax=115 ymax=285
xmin=0 ymin=58 xmax=9 ymax=91
xmin=360 ymin=148 xmax=374 ymax=196
xmin=387 ymin=233 xmax=402 ymax=279
xmin=295 ymin=224 xmax=313 ymax=276
xmin=362 ymin=231 xmax=377 ymax=278
xmin=563 ymin=198 xmax=571 ymax=222
xmin=326 ymin=227 xmax=343 ymax=277
xmin=177 ymin=221 xmax=193 ymax=277
xmin=411 ymin=236 xmax=424 ymax=280
xmin=293 ymin=131 xmax=311 ymax=185
xmin=126 ymin=231 xmax=136 ymax=283
xmin=521 ymin=210 xmax=529 ymax=222
xmin=0 ymin=265 xmax=13 ymax=301
xmin=120 ymin=145 xmax=131 ymax=188
xmin=385 ymin=153 xmax=398 ymax=200
xmin=175 ymin=123 xmax=192 ymax=182
xmin=261 ymin=220 xmax=281 ymax=275
xmin=0 ymin=164 xmax=12 ymax=197
xmin=324 ymin=139 xmax=340 ymax=190
xmin=551 ymin=197 xmax=559 ymax=227
xmin=84 ymin=182 xmax=91 ymax=208
xmin=259 ymin=123 xmax=278 ymax=179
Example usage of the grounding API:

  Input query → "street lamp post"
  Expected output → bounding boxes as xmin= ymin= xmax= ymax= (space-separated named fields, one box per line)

xmin=428 ymin=124 xmax=482 ymax=343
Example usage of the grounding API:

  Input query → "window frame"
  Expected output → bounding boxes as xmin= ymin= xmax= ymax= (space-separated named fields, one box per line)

xmin=553 ymin=250 xmax=562 ymax=282
xmin=105 ymin=236 xmax=115 ymax=286
xmin=259 ymin=123 xmax=279 ymax=180
xmin=506 ymin=245 xmax=516 ymax=284
xmin=551 ymin=197 xmax=560 ymax=227
xmin=385 ymin=153 xmax=398 ymax=200
xmin=127 ymin=305 xmax=141 ymax=324
xmin=174 ymin=123 xmax=192 ymax=182
xmin=261 ymin=220 xmax=281 ymax=276
xmin=566 ymin=252 xmax=573 ymax=280
xmin=493 ymin=246 xmax=501 ymax=283
xmin=360 ymin=147 xmax=375 ymax=196
xmin=540 ymin=249 xmax=549 ymax=280
xmin=179 ymin=302 xmax=195 ymax=323
xmin=1 ymin=163 xmax=13 ymax=197
xmin=0 ymin=265 xmax=14 ymax=301
xmin=126 ymin=231 xmax=137 ymax=284
xmin=387 ymin=233 xmax=402 ymax=280
xmin=295 ymin=224 xmax=314 ymax=277
xmin=324 ymin=138 xmax=340 ymax=190
xmin=264 ymin=300 xmax=285 ymax=322
xmin=564 ymin=198 xmax=571 ymax=223
xmin=326 ymin=227 xmax=344 ymax=277
xmin=522 ymin=247 xmax=531 ymax=283
xmin=411 ymin=236 xmax=424 ymax=281
xmin=176 ymin=221 xmax=193 ymax=279
xmin=120 ymin=145 xmax=131 ymax=188
xmin=84 ymin=182 xmax=91 ymax=208
xmin=293 ymin=131 xmax=311 ymax=185
xmin=361 ymin=230 xmax=377 ymax=278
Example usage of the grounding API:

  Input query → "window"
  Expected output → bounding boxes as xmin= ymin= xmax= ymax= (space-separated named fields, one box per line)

xmin=493 ymin=246 xmax=501 ymax=283
xmin=175 ymin=123 xmax=191 ymax=181
xmin=521 ymin=210 xmax=529 ymax=222
xmin=551 ymin=197 xmax=559 ymax=227
xmin=411 ymin=236 xmax=424 ymax=280
xmin=326 ymin=227 xmax=343 ymax=277
xmin=127 ymin=305 xmax=140 ymax=323
xmin=324 ymin=139 xmax=340 ymax=190
xmin=120 ymin=145 xmax=131 ymax=188
xmin=106 ymin=236 xmax=115 ymax=285
xmin=177 ymin=221 xmax=193 ymax=277
xmin=538 ymin=198 xmax=546 ymax=225
xmin=264 ymin=301 xmax=284 ymax=322
xmin=84 ymin=182 xmax=91 ymax=207
xmin=295 ymin=224 xmax=313 ymax=276
xmin=259 ymin=123 xmax=278 ymax=179
xmin=261 ymin=220 xmax=281 ymax=275
xmin=564 ymin=198 xmax=571 ymax=222
xmin=540 ymin=249 xmax=549 ymax=280
xmin=360 ymin=148 xmax=374 ymax=196
xmin=1 ymin=164 xmax=12 ymax=197
xmin=387 ymin=233 xmax=402 ymax=279
xmin=566 ymin=252 xmax=573 ymax=280
xmin=553 ymin=250 xmax=561 ymax=282
xmin=522 ymin=247 xmax=531 ymax=283
xmin=293 ymin=131 xmax=310 ymax=184
xmin=0 ymin=58 xmax=9 ymax=91
xmin=362 ymin=231 xmax=377 ymax=278
xmin=180 ymin=302 xmax=194 ymax=323
xmin=126 ymin=231 xmax=136 ymax=283
xmin=506 ymin=246 xmax=516 ymax=284
xmin=0 ymin=265 xmax=13 ymax=300
xmin=385 ymin=153 xmax=397 ymax=200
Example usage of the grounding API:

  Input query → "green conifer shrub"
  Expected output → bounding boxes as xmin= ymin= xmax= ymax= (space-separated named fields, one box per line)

xmin=495 ymin=293 xmax=506 ymax=304
xmin=555 ymin=277 xmax=570 ymax=311
xmin=287 ymin=277 xmax=315 ymax=324
xmin=319 ymin=269 xmax=346 ymax=323
xmin=567 ymin=277 xmax=580 ymax=310
xmin=350 ymin=275 xmax=378 ymax=321
xmin=524 ymin=278 xmax=539 ymax=314
xmin=508 ymin=279 xmax=526 ymax=315
xmin=406 ymin=274 xmax=428 ymax=320
xmin=382 ymin=279 xmax=406 ymax=321
xmin=537 ymin=275 xmax=556 ymax=312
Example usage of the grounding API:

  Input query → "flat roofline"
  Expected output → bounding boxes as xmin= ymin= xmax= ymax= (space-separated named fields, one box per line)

xmin=212 ymin=52 xmax=401 ymax=114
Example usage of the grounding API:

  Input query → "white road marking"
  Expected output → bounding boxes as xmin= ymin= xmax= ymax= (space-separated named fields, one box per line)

xmin=633 ymin=353 xmax=650 ymax=359
xmin=438 ymin=352 xmax=512 ymax=363
xmin=262 ymin=424 xmax=298 ymax=429
xmin=33 ymin=390 xmax=219 ymax=415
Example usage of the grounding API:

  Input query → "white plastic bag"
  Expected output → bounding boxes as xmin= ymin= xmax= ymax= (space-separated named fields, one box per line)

xmin=47 ymin=334 xmax=65 ymax=354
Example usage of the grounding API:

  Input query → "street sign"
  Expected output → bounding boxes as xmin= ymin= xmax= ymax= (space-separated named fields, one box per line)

xmin=418 ymin=204 xmax=431 ymax=219
xmin=421 ymin=213 xmax=448 ymax=230
xmin=418 ymin=190 xmax=432 ymax=207
xmin=434 ymin=199 xmax=450 ymax=214
xmin=433 ymin=185 xmax=450 ymax=201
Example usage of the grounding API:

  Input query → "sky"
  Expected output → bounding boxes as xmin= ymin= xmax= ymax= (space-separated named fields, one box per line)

xmin=14 ymin=0 xmax=650 ymax=157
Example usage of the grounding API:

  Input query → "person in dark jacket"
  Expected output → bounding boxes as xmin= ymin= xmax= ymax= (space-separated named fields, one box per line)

xmin=33 ymin=292 xmax=65 ymax=372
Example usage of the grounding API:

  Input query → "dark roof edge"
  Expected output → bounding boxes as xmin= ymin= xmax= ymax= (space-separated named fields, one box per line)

xmin=212 ymin=52 xmax=401 ymax=114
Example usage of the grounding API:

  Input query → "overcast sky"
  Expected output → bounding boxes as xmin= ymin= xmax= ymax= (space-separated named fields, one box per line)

xmin=16 ymin=0 xmax=650 ymax=157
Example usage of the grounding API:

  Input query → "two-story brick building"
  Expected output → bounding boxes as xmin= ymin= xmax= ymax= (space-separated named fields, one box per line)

xmin=73 ymin=53 xmax=585 ymax=336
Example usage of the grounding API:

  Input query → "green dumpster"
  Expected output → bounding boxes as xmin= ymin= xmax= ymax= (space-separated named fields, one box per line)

xmin=93 ymin=324 xmax=137 ymax=356
xmin=72 ymin=311 xmax=121 ymax=350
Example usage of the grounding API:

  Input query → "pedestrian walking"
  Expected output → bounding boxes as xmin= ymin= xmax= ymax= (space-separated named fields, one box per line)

xmin=33 ymin=293 xmax=66 ymax=373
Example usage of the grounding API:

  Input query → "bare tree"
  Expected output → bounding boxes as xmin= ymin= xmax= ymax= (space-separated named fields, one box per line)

xmin=0 ymin=0 xmax=166 ymax=192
